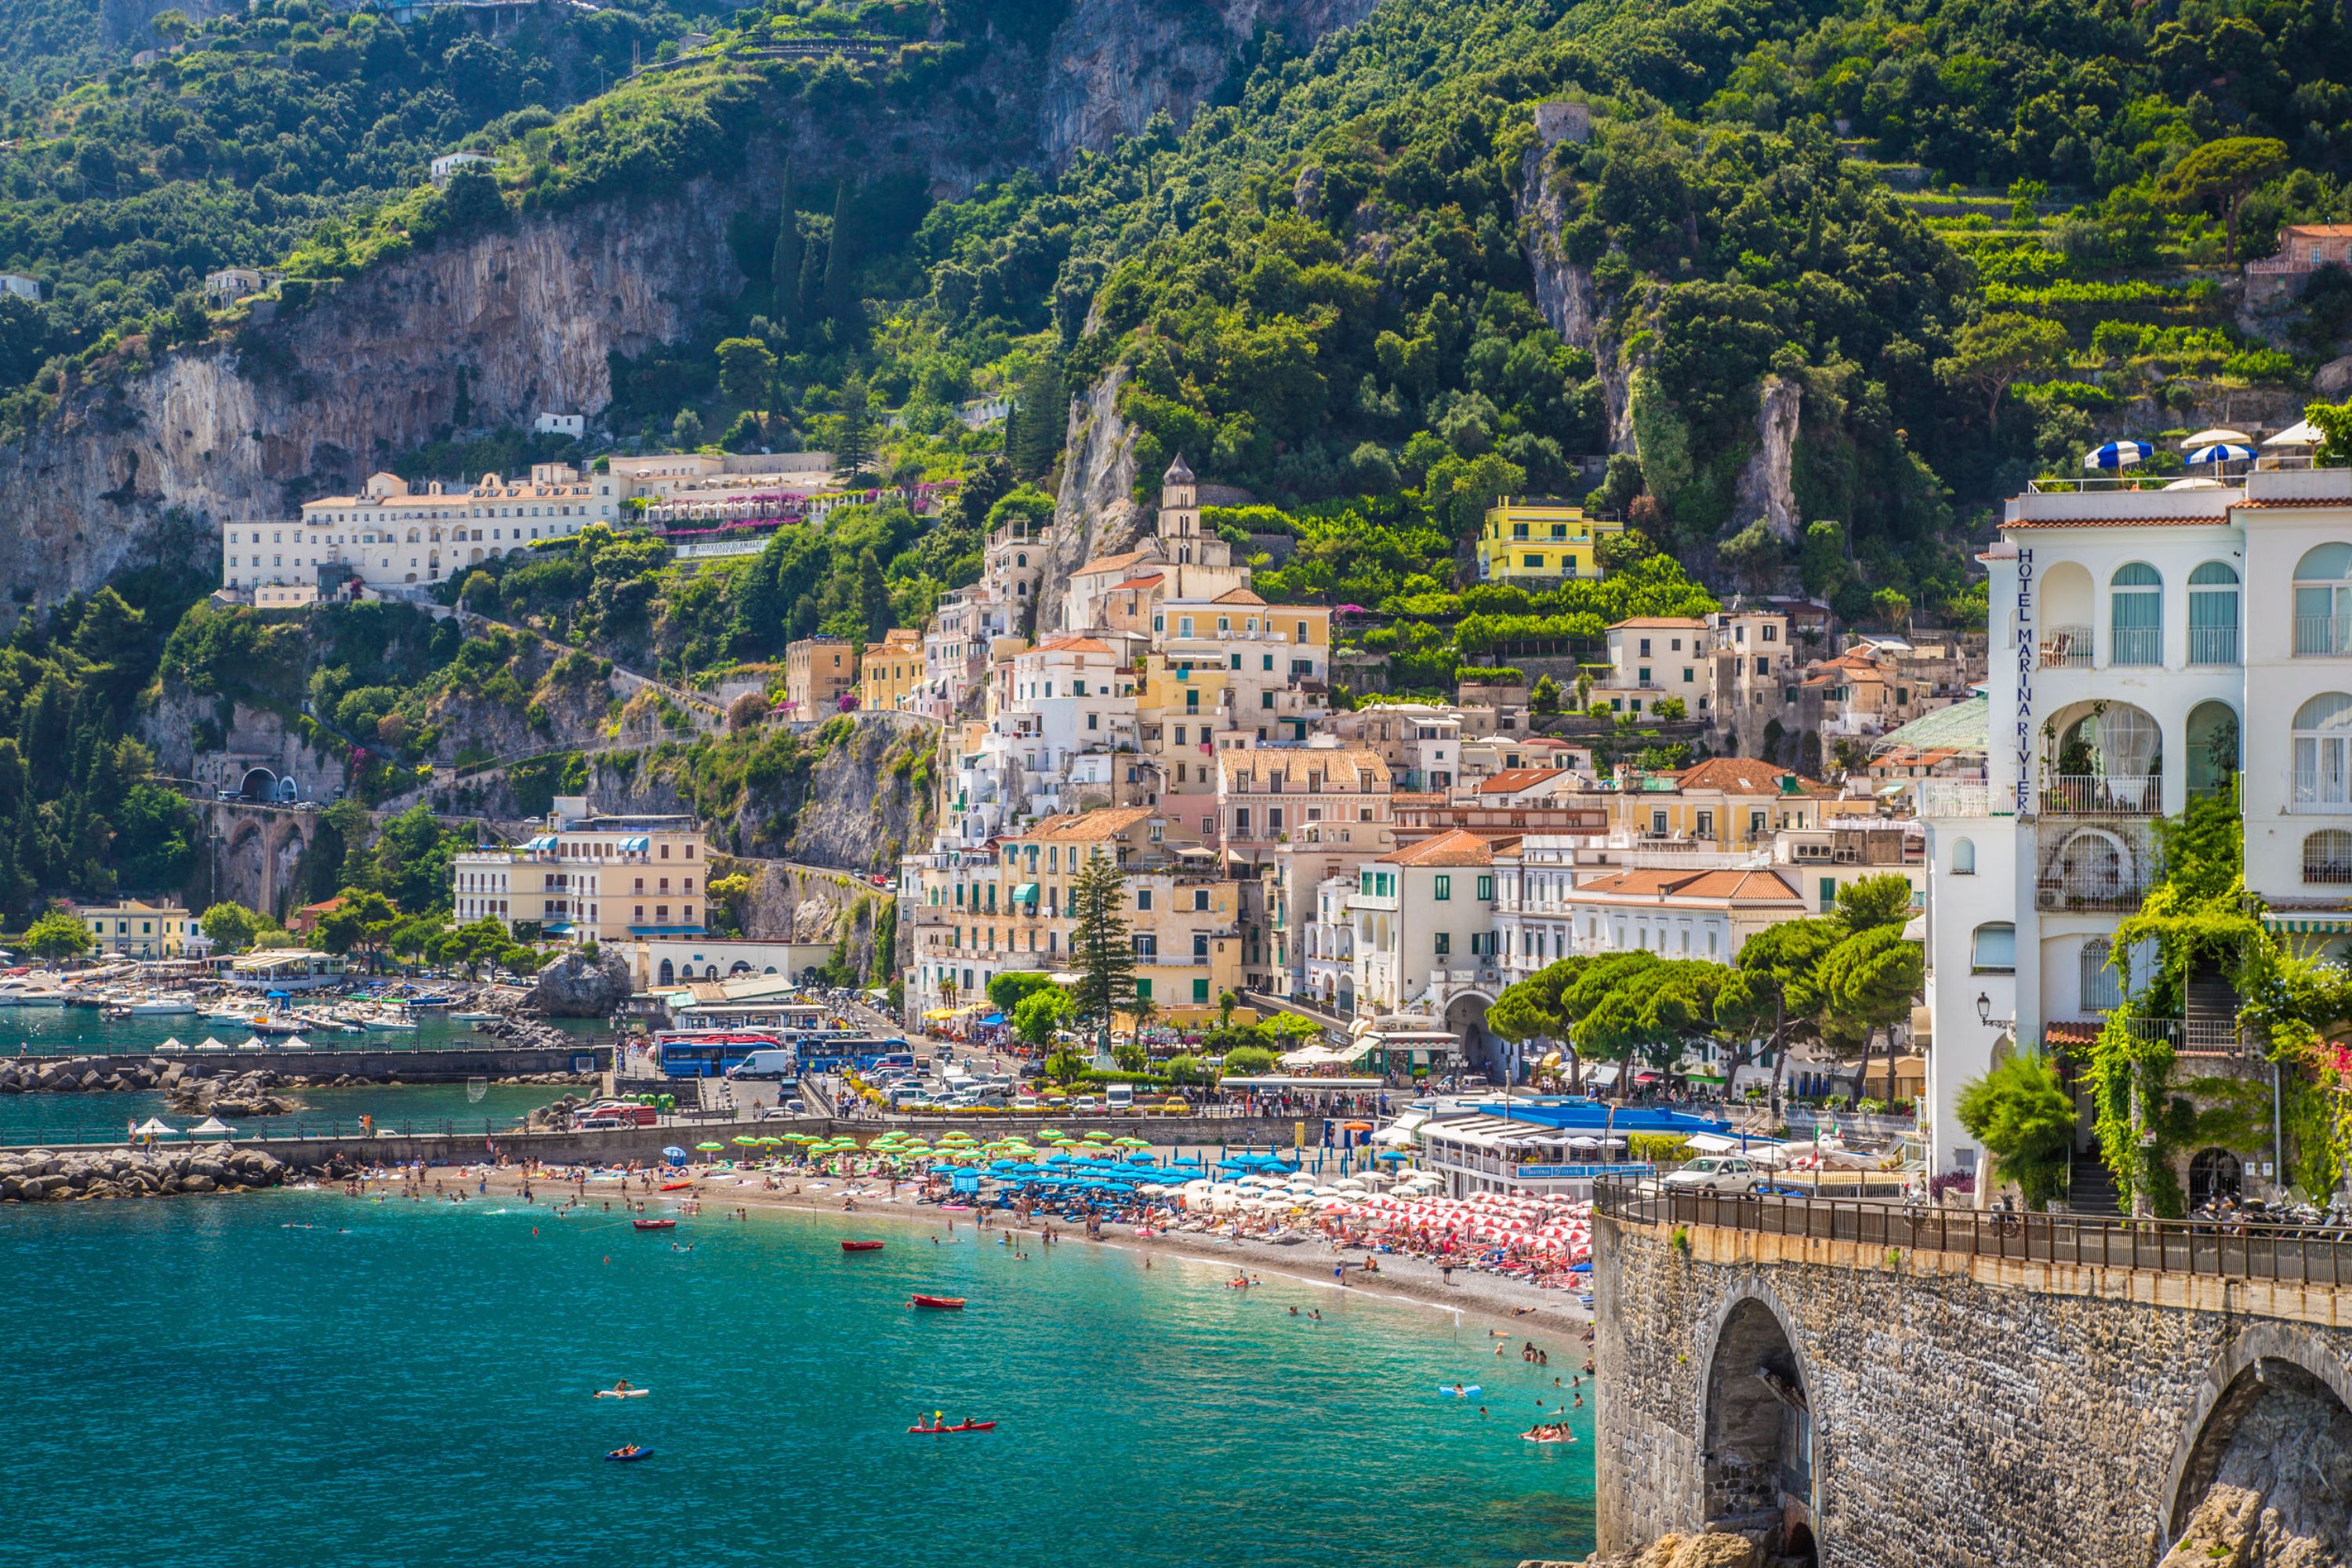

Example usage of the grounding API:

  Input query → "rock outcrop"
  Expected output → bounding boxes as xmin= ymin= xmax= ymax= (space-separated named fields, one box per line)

xmin=1539 ymin=1532 xmax=1763 ymax=1568
xmin=528 ymin=949 xmax=635 ymax=1017
xmin=167 ymin=1069 xmax=297 ymax=1118
xmin=1517 ymin=147 xmax=1632 ymax=453
xmin=0 ymin=1142 xmax=290 ymax=1203
xmin=1038 ymin=0 xmax=1380 ymax=167
xmin=1727 ymin=375 xmax=1802 ymax=543
xmin=0 ymin=1056 xmax=162 ymax=1094
xmin=1039 ymin=368 xmax=1151 ymax=635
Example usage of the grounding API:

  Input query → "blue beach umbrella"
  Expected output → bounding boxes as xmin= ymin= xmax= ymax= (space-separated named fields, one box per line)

xmin=2184 ymin=443 xmax=2256 ymax=465
xmin=2082 ymin=440 xmax=2151 ymax=470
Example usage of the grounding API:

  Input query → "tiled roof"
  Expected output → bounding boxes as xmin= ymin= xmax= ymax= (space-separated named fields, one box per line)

xmin=1674 ymin=758 xmax=1804 ymax=795
xmin=1108 ymin=575 xmax=1165 ymax=591
xmin=1377 ymin=828 xmax=1504 ymax=867
xmin=1573 ymin=868 xmax=1802 ymax=903
xmin=2231 ymin=495 xmax=2352 ymax=509
xmin=1475 ymin=767 xmax=1572 ymax=796
xmin=1219 ymin=748 xmax=1390 ymax=791
xmin=1018 ymin=807 xmax=1159 ymax=844
xmin=1073 ymin=549 xmax=1163 ymax=577
xmin=1211 ymin=587 xmax=1268 ymax=605
xmin=1031 ymin=636 xmax=1115 ymax=655
xmin=1609 ymin=617 xmax=1708 ymax=630
xmin=2004 ymin=515 xmax=2231 ymax=529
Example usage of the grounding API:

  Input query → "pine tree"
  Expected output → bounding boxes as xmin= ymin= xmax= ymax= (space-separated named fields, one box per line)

xmin=1010 ymin=356 xmax=1065 ymax=478
xmin=769 ymin=162 xmax=804 ymax=342
xmin=855 ymin=546 xmax=891 ymax=641
xmin=1068 ymin=852 xmax=1138 ymax=1057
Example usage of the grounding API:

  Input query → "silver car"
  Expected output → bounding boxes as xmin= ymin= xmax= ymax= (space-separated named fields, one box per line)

xmin=1659 ymin=1155 xmax=1760 ymax=1194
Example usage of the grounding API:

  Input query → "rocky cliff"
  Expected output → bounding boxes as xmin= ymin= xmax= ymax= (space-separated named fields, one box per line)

xmin=1038 ymin=0 xmax=1380 ymax=168
xmin=1728 ymin=375 xmax=1801 ymax=543
xmin=1516 ymin=148 xmax=1632 ymax=452
xmin=1038 ymin=368 xmax=1150 ymax=633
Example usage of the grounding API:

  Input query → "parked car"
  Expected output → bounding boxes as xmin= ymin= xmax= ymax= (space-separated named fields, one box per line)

xmin=1659 ymin=1156 xmax=1760 ymax=1194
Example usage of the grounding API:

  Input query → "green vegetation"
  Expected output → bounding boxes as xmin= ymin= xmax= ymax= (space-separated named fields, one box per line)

xmin=1067 ymin=854 xmax=1136 ymax=1056
xmin=22 ymin=906 xmax=91 ymax=959
xmin=1955 ymin=1055 xmax=2075 ymax=1209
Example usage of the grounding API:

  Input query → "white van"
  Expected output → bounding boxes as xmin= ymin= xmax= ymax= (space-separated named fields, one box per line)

xmin=724 ymin=1048 xmax=798 ymax=1081
xmin=1103 ymin=1083 xmax=1135 ymax=1112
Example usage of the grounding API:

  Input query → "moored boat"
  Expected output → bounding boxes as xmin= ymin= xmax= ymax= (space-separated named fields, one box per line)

xmin=632 ymin=1218 xmax=677 ymax=1231
xmin=909 ymin=1295 xmax=966 ymax=1309
xmin=840 ymin=1240 xmax=884 ymax=1253
xmin=907 ymin=1420 xmax=995 ymax=1433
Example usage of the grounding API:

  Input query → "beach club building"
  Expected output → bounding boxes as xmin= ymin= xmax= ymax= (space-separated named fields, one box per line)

xmin=1414 ymin=1098 xmax=1726 ymax=1198
xmin=451 ymin=797 xmax=708 ymax=944
xmin=1919 ymin=461 xmax=2352 ymax=1195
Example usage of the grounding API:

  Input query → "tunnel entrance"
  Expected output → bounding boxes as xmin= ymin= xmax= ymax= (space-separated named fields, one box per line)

xmin=2169 ymin=1357 xmax=2352 ymax=1564
xmin=1703 ymin=1298 xmax=1817 ymax=1564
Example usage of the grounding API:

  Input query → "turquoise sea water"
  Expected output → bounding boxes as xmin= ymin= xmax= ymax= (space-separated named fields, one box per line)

xmin=0 ymin=1007 xmax=601 ymax=1058
xmin=0 ymin=1193 xmax=1598 ymax=1567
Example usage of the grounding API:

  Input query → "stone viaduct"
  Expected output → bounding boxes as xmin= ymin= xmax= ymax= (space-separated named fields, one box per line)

xmin=1592 ymin=1185 xmax=2352 ymax=1566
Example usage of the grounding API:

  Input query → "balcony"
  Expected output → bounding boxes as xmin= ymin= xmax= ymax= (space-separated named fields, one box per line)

xmin=2290 ymin=772 xmax=2352 ymax=815
xmin=2108 ymin=626 xmax=2161 ymax=666
xmin=1917 ymin=779 xmax=1992 ymax=818
xmin=2039 ymin=626 xmax=2092 ymax=669
xmin=2187 ymin=624 xmax=2239 ymax=666
xmin=2294 ymin=616 xmax=2352 ymax=658
xmin=2041 ymin=774 xmax=2158 ymax=815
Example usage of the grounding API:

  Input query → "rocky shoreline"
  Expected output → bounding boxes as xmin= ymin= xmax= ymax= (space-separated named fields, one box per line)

xmin=0 ymin=1142 xmax=292 ymax=1202
xmin=0 ymin=1054 xmax=594 ymax=1108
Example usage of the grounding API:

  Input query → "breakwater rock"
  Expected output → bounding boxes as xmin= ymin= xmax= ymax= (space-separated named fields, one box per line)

xmin=528 ymin=949 xmax=633 ymax=1018
xmin=0 ymin=1143 xmax=291 ymax=1202
xmin=0 ymin=1055 xmax=165 ymax=1094
xmin=166 ymin=1069 xmax=296 ymax=1118
xmin=1531 ymin=1534 xmax=1776 ymax=1568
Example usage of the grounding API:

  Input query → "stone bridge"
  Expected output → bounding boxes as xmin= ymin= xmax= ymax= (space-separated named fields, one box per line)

xmin=1592 ymin=1183 xmax=2352 ymax=1567
xmin=196 ymin=798 xmax=319 ymax=917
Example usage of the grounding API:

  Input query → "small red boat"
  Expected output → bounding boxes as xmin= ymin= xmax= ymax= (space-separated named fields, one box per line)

xmin=909 ymin=1294 xmax=965 ymax=1310
xmin=908 ymin=1420 xmax=995 ymax=1434
xmin=840 ymin=1240 xmax=884 ymax=1253
xmin=633 ymin=1218 xmax=677 ymax=1231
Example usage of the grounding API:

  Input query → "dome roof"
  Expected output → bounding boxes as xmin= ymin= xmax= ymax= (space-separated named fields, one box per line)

xmin=1163 ymin=452 xmax=1195 ymax=485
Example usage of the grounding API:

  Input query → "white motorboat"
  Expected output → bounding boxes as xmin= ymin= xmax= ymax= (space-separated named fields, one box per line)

xmin=354 ymin=1007 xmax=419 ymax=1032
xmin=109 ymin=994 xmax=200 ymax=1017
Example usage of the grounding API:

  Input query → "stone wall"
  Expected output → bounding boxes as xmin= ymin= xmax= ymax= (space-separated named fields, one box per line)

xmin=1593 ymin=1210 xmax=2352 ymax=1566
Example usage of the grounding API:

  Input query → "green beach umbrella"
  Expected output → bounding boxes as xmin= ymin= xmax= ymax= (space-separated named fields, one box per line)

xmin=695 ymin=1142 xmax=725 ymax=1152
xmin=733 ymin=1136 xmax=760 ymax=1147
xmin=1116 ymin=1137 xmax=1151 ymax=1149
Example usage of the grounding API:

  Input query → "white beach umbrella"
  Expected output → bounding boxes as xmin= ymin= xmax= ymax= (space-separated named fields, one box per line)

xmin=188 ymin=1116 xmax=235 ymax=1137
xmin=281 ymin=1034 xmax=309 ymax=1049
xmin=2266 ymin=419 xmax=2321 ymax=447
xmin=132 ymin=1117 xmax=179 ymax=1138
xmin=2181 ymin=426 xmax=2252 ymax=448
xmin=197 ymin=1036 xmax=227 ymax=1051
xmin=156 ymin=1037 xmax=183 ymax=1051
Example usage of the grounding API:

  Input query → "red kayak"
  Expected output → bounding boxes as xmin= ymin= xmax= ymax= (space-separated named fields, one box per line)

xmin=840 ymin=1240 xmax=884 ymax=1253
xmin=659 ymin=1181 xmax=695 ymax=1192
xmin=909 ymin=1294 xmax=965 ymax=1310
xmin=633 ymin=1218 xmax=677 ymax=1231
xmin=908 ymin=1421 xmax=995 ymax=1434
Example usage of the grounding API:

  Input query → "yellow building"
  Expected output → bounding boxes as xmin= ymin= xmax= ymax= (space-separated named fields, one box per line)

xmin=858 ymin=628 xmax=924 ymax=712
xmin=1475 ymin=498 xmax=1624 ymax=582
xmin=78 ymin=900 xmax=197 ymax=959
xmin=1604 ymin=758 xmax=1828 ymax=848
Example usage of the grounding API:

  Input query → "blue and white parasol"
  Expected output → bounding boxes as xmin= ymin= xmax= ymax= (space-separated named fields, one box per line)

xmin=2183 ymin=443 xmax=2256 ymax=465
xmin=2082 ymin=440 xmax=2152 ymax=470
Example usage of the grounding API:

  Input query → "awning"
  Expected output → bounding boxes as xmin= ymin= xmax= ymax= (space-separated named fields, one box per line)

xmin=2263 ymin=913 xmax=2352 ymax=935
xmin=623 ymin=835 xmax=651 ymax=852
xmin=1013 ymin=883 xmax=1040 ymax=903
xmin=524 ymin=833 xmax=557 ymax=850
xmin=1588 ymin=1063 xmax=1622 ymax=1087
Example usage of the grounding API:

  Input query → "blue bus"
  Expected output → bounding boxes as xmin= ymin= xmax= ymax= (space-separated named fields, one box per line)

xmin=797 ymin=1039 xmax=914 ymax=1075
xmin=655 ymin=1031 xmax=782 ymax=1079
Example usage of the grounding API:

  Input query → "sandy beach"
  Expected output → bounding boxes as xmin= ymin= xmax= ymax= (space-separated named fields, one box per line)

xmin=380 ymin=1163 xmax=1597 ymax=1338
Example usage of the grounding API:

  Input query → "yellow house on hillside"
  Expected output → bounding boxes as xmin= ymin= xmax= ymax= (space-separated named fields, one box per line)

xmin=1475 ymin=498 xmax=1624 ymax=582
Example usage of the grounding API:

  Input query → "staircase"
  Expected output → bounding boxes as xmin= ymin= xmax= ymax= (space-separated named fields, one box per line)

xmin=2067 ymin=1152 xmax=2122 ymax=1216
xmin=2183 ymin=960 xmax=2240 ymax=1054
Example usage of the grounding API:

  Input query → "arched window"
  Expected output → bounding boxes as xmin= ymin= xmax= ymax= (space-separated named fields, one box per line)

xmin=2187 ymin=562 xmax=2240 ymax=665
xmin=2304 ymin=829 xmax=2352 ymax=884
xmin=2292 ymin=693 xmax=2352 ymax=809
xmin=2110 ymin=562 xmax=2161 ymax=666
xmin=1971 ymin=922 xmax=2016 ymax=973
xmin=2295 ymin=543 xmax=2352 ymax=655
xmin=2080 ymin=936 xmax=2122 ymax=1013
xmin=1951 ymin=837 xmax=1976 ymax=875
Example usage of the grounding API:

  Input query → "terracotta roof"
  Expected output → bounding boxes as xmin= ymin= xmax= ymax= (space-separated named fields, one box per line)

xmin=2283 ymin=224 xmax=2352 ymax=237
xmin=1017 ymin=807 xmax=1159 ymax=844
xmin=1107 ymin=575 xmax=1165 ymax=591
xmin=1674 ymin=758 xmax=1807 ymax=796
xmin=1610 ymin=617 xmax=1708 ymax=630
xmin=2231 ymin=495 xmax=2352 ymax=509
xmin=2043 ymin=1021 xmax=2101 ymax=1048
xmin=1573 ymin=868 xmax=1802 ymax=903
xmin=2004 ymin=515 xmax=2230 ymax=529
xmin=1475 ymin=767 xmax=1572 ymax=797
xmin=1030 ymin=636 xmax=1115 ymax=655
xmin=1210 ymin=587 xmax=1268 ymax=605
xmin=1218 ymin=748 xmax=1391 ymax=792
xmin=1377 ymin=828 xmax=1504 ymax=867
xmin=1073 ymin=549 xmax=1163 ymax=577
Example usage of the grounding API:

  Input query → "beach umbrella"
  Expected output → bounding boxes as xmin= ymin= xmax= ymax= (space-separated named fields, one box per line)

xmin=2182 ymin=426 xmax=2252 ymax=447
xmin=281 ymin=1034 xmax=310 ymax=1050
xmin=1115 ymin=1137 xmax=1151 ymax=1149
xmin=733 ymin=1136 xmax=761 ymax=1147
xmin=197 ymin=1037 xmax=226 ymax=1051
xmin=2082 ymin=439 xmax=2151 ymax=470
xmin=188 ymin=1116 xmax=234 ymax=1138
xmin=2185 ymin=443 xmax=2256 ymax=465
xmin=695 ymin=1142 xmax=725 ymax=1152
xmin=132 ymin=1117 xmax=179 ymax=1138
xmin=2267 ymin=419 xmax=2321 ymax=448
xmin=157 ymin=1037 xmax=183 ymax=1051
xmin=662 ymin=1145 xmax=688 ymax=1160
xmin=238 ymin=1035 xmax=267 ymax=1051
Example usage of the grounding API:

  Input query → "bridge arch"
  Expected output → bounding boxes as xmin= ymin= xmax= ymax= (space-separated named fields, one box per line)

xmin=2162 ymin=1322 xmax=2352 ymax=1555
xmin=1695 ymin=1283 xmax=1819 ymax=1563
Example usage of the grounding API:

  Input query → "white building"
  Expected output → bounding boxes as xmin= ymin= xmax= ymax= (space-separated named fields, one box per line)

xmin=0 ymin=273 xmax=39 ymax=302
xmin=221 ymin=464 xmax=619 ymax=597
xmin=1918 ymin=465 xmax=2352 ymax=1185
xmin=430 ymin=151 xmax=497 ymax=186
xmin=534 ymin=412 xmax=586 ymax=437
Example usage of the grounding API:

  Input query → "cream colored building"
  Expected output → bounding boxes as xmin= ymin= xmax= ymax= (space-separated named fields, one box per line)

xmin=786 ymin=637 xmax=858 ymax=718
xmin=858 ymin=629 xmax=925 ymax=712
xmin=222 ymin=464 xmax=620 ymax=597
xmin=451 ymin=798 xmax=709 ymax=942
xmin=79 ymin=900 xmax=197 ymax=959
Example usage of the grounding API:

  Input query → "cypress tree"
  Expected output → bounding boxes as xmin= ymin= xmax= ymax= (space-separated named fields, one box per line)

xmin=821 ymin=177 xmax=858 ymax=326
xmin=769 ymin=162 xmax=804 ymax=341
xmin=1068 ymin=852 xmax=1138 ymax=1058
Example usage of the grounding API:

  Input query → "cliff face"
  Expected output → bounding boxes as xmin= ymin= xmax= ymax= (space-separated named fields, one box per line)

xmin=1038 ymin=367 xmax=1150 ymax=633
xmin=1516 ymin=148 xmax=1632 ymax=452
xmin=1729 ymin=375 xmax=1801 ymax=542
xmin=1038 ymin=0 xmax=1380 ymax=168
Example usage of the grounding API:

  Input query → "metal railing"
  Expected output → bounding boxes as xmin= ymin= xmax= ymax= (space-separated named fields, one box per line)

xmin=1916 ymin=779 xmax=1991 ymax=818
xmin=2289 ymin=771 xmax=2352 ymax=815
xmin=2293 ymin=617 xmax=2352 ymax=657
xmin=2039 ymin=626 xmax=2092 ymax=668
xmin=2041 ymin=775 xmax=2160 ymax=815
xmin=1592 ymin=1177 xmax=2352 ymax=1287
xmin=2108 ymin=625 xmax=2161 ymax=666
xmin=2035 ymin=869 xmax=2151 ymax=912
xmin=2187 ymin=624 xmax=2239 ymax=666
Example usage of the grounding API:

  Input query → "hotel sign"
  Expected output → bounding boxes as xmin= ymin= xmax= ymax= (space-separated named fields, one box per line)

xmin=2013 ymin=546 xmax=2034 ymax=815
